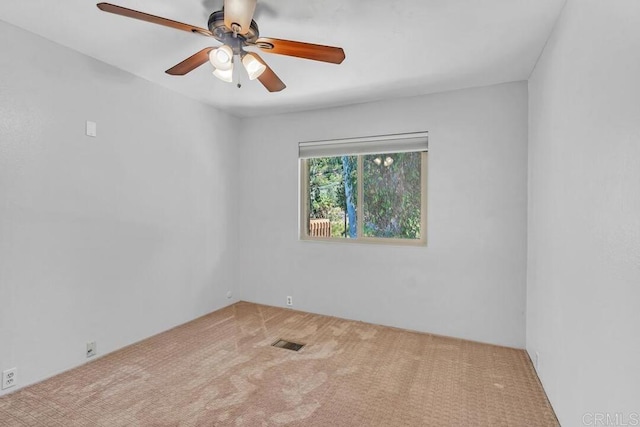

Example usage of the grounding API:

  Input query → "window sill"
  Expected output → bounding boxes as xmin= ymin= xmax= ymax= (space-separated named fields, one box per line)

xmin=299 ymin=235 xmax=426 ymax=247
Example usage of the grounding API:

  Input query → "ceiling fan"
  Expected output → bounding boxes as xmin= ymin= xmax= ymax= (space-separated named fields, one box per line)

xmin=96 ymin=1 xmax=346 ymax=92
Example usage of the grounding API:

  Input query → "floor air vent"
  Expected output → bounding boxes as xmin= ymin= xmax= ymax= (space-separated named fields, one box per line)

xmin=272 ymin=339 xmax=305 ymax=351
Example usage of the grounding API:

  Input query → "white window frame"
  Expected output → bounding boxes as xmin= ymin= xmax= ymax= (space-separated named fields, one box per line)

xmin=299 ymin=132 xmax=428 ymax=246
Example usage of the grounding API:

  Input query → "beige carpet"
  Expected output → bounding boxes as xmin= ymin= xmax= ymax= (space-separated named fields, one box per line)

xmin=0 ymin=302 xmax=558 ymax=426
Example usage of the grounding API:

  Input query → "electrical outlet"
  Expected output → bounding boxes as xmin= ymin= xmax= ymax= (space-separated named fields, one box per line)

xmin=2 ymin=368 xmax=17 ymax=390
xmin=86 ymin=341 xmax=97 ymax=358
xmin=286 ymin=296 xmax=293 ymax=306
xmin=535 ymin=351 xmax=540 ymax=370
xmin=226 ymin=290 xmax=233 ymax=299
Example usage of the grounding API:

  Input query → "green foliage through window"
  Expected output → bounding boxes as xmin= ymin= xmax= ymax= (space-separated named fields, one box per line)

xmin=307 ymin=156 xmax=356 ymax=238
xmin=363 ymin=152 xmax=422 ymax=239
xmin=305 ymin=151 xmax=425 ymax=242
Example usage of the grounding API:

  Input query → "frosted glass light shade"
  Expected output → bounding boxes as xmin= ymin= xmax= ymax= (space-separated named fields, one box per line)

xmin=209 ymin=45 xmax=233 ymax=71
xmin=242 ymin=53 xmax=266 ymax=80
xmin=213 ymin=67 xmax=233 ymax=82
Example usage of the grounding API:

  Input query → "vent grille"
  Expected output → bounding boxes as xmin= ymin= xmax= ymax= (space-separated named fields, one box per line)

xmin=272 ymin=339 xmax=305 ymax=352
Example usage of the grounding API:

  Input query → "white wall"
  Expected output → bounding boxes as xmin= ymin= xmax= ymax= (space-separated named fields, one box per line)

xmin=527 ymin=0 xmax=640 ymax=424
xmin=0 ymin=21 xmax=239 ymax=395
xmin=237 ymin=82 xmax=528 ymax=348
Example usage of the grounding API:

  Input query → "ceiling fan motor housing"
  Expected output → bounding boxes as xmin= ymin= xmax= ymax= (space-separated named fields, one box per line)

xmin=208 ymin=10 xmax=260 ymax=46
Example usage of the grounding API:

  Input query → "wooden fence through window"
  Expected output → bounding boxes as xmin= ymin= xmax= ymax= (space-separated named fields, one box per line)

xmin=309 ymin=219 xmax=331 ymax=237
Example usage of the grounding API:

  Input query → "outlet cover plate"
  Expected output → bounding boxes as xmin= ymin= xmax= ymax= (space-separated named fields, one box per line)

xmin=86 ymin=341 xmax=97 ymax=358
xmin=2 ymin=368 xmax=17 ymax=390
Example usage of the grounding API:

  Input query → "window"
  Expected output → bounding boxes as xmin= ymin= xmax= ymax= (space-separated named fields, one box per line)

xmin=299 ymin=132 xmax=428 ymax=245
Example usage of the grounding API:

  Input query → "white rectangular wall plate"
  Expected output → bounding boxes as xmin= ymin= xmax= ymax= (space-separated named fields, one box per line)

xmin=86 ymin=120 xmax=97 ymax=137
xmin=2 ymin=368 xmax=17 ymax=390
xmin=86 ymin=341 xmax=97 ymax=358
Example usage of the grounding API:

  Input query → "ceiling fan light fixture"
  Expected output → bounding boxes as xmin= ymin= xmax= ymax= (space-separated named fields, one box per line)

xmin=96 ymin=2 xmax=345 ymax=92
xmin=213 ymin=66 xmax=234 ymax=82
xmin=242 ymin=53 xmax=266 ymax=80
xmin=209 ymin=45 xmax=233 ymax=71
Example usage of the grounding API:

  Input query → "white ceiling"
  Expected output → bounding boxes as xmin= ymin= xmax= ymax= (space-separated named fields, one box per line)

xmin=0 ymin=0 xmax=565 ymax=117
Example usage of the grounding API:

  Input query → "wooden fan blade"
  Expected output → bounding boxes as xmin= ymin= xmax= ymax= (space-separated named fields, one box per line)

xmin=255 ymin=38 xmax=345 ymax=64
xmin=96 ymin=3 xmax=214 ymax=37
xmin=224 ymin=0 xmax=257 ymax=35
xmin=253 ymin=54 xmax=286 ymax=92
xmin=166 ymin=48 xmax=215 ymax=75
